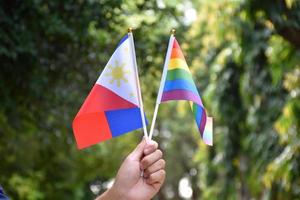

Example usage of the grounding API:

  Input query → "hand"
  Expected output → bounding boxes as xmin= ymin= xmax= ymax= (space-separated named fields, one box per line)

xmin=98 ymin=138 xmax=166 ymax=200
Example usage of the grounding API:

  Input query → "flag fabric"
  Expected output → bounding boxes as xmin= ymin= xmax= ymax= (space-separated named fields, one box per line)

xmin=0 ymin=186 xmax=9 ymax=200
xmin=73 ymin=34 xmax=146 ymax=149
xmin=157 ymin=36 xmax=213 ymax=145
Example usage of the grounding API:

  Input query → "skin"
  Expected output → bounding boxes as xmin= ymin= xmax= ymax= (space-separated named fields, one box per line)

xmin=96 ymin=138 xmax=166 ymax=200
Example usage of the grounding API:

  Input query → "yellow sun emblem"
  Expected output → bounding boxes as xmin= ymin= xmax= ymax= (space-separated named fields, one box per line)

xmin=106 ymin=60 xmax=130 ymax=87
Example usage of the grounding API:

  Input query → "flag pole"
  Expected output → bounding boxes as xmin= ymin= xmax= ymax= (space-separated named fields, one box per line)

xmin=149 ymin=29 xmax=176 ymax=140
xmin=128 ymin=28 xmax=148 ymax=139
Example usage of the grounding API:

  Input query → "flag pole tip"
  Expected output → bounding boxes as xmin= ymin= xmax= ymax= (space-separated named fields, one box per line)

xmin=128 ymin=27 xmax=133 ymax=33
xmin=171 ymin=29 xmax=176 ymax=35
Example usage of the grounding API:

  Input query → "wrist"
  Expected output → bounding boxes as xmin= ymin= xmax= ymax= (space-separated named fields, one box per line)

xmin=106 ymin=185 xmax=126 ymax=200
xmin=96 ymin=186 xmax=123 ymax=200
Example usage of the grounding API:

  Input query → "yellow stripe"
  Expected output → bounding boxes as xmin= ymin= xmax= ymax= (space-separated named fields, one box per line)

xmin=168 ymin=58 xmax=191 ymax=73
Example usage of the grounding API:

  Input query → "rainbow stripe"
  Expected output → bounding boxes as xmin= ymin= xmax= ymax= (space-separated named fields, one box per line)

xmin=160 ymin=38 xmax=212 ymax=145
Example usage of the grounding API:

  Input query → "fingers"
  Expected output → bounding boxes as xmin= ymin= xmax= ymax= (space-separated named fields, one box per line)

xmin=128 ymin=138 xmax=147 ymax=161
xmin=127 ymin=139 xmax=158 ymax=162
xmin=143 ymin=159 xmax=165 ymax=178
xmin=140 ymin=140 xmax=166 ymax=188
xmin=140 ymin=149 xmax=163 ymax=170
xmin=145 ymin=169 xmax=166 ymax=185
xmin=143 ymin=140 xmax=158 ymax=155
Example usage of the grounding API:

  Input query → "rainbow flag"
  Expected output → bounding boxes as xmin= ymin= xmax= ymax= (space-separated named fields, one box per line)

xmin=156 ymin=36 xmax=213 ymax=145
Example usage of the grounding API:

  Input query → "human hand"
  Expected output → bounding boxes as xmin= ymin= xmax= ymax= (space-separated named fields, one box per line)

xmin=100 ymin=138 xmax=166 ymax=200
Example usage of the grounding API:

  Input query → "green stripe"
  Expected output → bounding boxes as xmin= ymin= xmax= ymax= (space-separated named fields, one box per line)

xmin=166 ymin=68 xmax=194 ymax=84
xmin=192 ymin=103 xmax=197 ymax=117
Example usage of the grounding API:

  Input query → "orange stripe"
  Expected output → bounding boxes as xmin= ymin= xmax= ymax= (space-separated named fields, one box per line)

xmin=171 ymin=48 xmax=185 ymax=60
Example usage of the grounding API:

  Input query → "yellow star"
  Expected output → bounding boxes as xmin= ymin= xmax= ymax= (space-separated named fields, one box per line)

xmin=129 ymin=92 xmax=135 ymax=97
xmin=106 ymin=60 xmax=129 ymax=87
xmin=124 ymin=47 xmax=129 ymax=54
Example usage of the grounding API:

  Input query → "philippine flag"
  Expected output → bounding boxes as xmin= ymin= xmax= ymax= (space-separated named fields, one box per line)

xmin=73 ymin=34 xmax=146 ymax=149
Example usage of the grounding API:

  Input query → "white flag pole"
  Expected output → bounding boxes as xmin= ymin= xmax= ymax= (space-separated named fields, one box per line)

xmin=149 ymin=30 xmax=176 ymax=140
xmin=128 ymin=28 xmax=148 ymax=139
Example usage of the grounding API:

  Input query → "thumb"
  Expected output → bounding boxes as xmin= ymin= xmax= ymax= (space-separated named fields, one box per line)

xmin=129 ymin=138 xmax=147 ymax=160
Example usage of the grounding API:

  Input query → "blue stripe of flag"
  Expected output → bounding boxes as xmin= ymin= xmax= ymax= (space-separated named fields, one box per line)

xmin=163 ymin=79 xmax=199 ymax=94
xmin=194 ymin=104 xmax=203 ymax=127
xmin=105 ymin=107 xmax=147 ymax=137
xmin=117 ymin=34 xmax=129 ymax=47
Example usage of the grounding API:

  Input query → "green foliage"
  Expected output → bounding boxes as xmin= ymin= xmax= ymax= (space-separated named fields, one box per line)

xmin=186 ymin=0 xmax=300 ymax=199
xmin=0 ymin=0 xmax=300 ymax=199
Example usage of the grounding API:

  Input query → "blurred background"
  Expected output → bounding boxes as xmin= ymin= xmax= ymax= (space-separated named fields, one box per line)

xmin=1 ymin=0 xmax=300 ymax=199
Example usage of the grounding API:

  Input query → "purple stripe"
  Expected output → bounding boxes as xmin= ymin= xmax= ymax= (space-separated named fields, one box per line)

xmin=161 ymin=90 xmax=203 ymax=106
xmin=199 ymin=110 xmax=207 ymax=136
